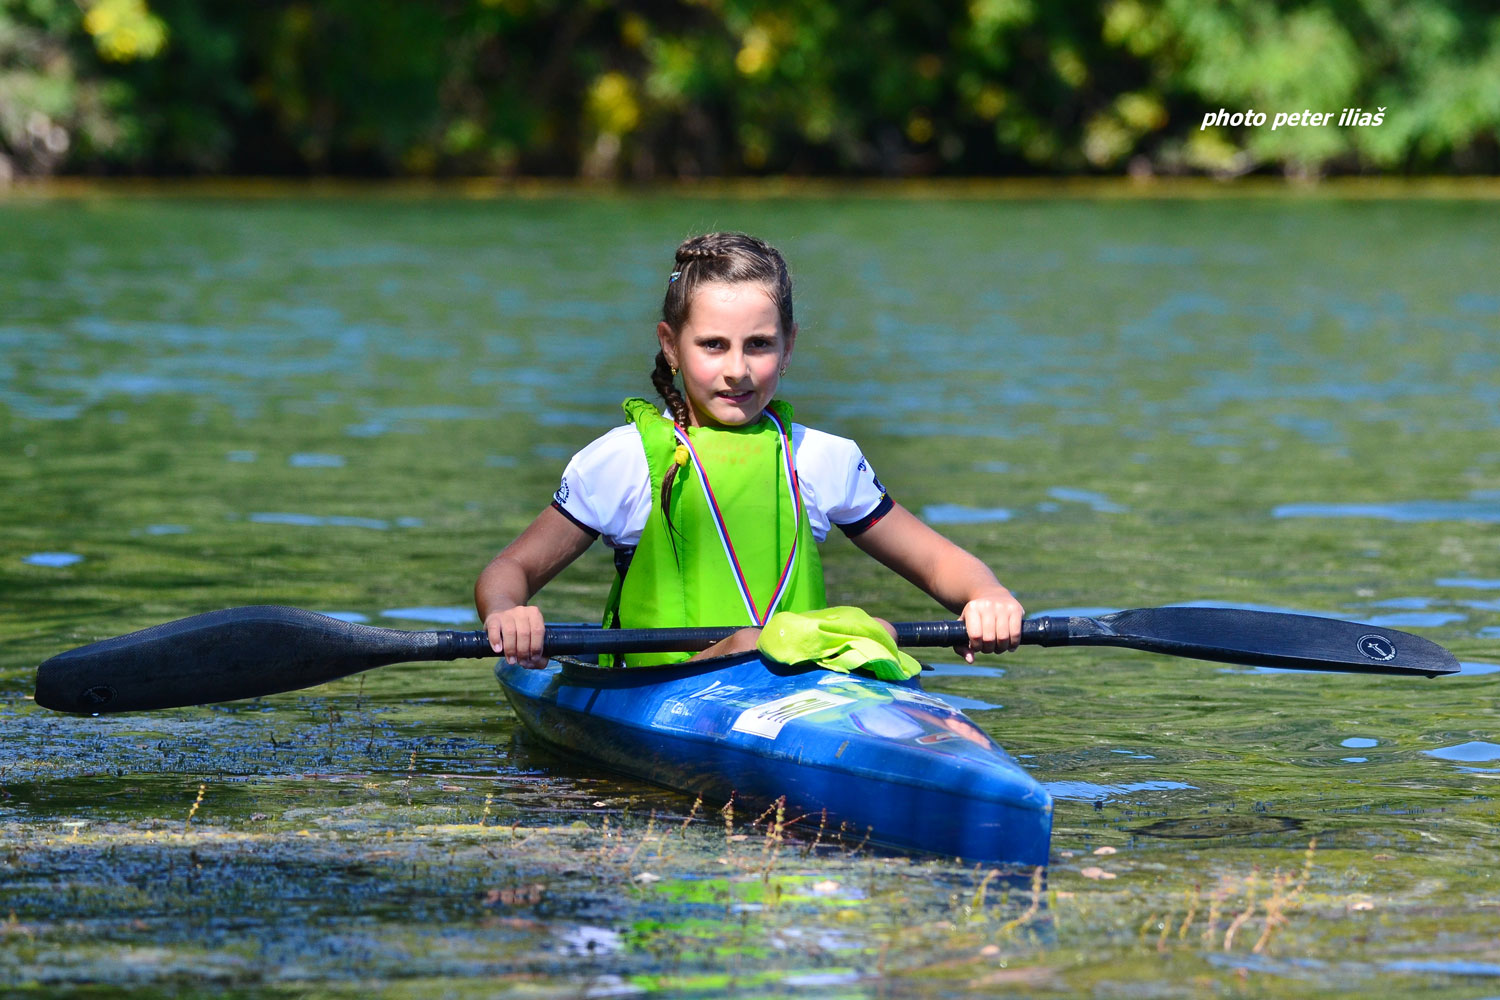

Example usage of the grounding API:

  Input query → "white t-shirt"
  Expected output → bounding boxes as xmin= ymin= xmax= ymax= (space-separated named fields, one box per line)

xmin=552 ymin=419 xmax=891 ymax=549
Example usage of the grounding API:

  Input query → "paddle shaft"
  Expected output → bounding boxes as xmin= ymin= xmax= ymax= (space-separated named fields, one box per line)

xmin=229 ymin=619 xmax=1012 ymax=658
xmin=34 ymin=605 xmax=1455 ymax=715
xmin=520 ymin=618 xmax=996 ymax=655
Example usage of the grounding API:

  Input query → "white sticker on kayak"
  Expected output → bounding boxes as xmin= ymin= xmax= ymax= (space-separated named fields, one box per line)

xmin=731 ymin=691 xmax=854 ymax=740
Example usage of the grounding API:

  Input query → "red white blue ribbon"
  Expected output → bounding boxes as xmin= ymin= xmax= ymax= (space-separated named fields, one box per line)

xmin=673 ymin=409 xmax=802 ymax=626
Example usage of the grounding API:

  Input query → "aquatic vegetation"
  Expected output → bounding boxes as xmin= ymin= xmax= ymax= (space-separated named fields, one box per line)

xmin=5 ymin=777 xmax=1496 ymax=998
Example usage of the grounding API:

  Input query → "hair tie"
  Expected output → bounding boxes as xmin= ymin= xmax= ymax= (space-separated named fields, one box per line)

xmin=669 ymin=271 xmax=682 ymax=283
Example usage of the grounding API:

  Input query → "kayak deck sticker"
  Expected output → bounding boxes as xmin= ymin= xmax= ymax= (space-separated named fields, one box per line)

xmin=731 ymin=690 xmax=854 ymax=739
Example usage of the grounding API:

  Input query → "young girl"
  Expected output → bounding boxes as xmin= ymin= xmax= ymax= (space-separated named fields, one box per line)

xmin=475 ymin=232 xmax=1024 ymax=669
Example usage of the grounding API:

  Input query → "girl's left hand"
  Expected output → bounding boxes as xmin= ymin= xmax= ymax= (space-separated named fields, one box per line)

xmin=688 ymin=626 xmax=762 ymax=661
xmin=956 ymin=586 xmax=1025 ymax=662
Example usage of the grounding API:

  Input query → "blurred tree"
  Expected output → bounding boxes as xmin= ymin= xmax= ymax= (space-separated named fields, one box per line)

xmin=1 ymin=0 xmax=166 ymax=179
xmin=1 ymin=0 xmax=1496 ymax=180
xmin=1102 ymin=0 xmax=1500 ymax=176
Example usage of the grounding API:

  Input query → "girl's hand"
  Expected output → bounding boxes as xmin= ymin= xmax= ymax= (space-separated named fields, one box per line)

xmin=689 ymin=626 xmax=762 ymax=661
xmin=956 ymin=586 xmax=1025 ymax=662
xmin=485 ymin=605 xmax=549 ymax=669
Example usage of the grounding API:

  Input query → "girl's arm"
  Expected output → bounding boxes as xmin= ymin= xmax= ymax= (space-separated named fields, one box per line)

xmin=849 ymin=502 xmax=1024 ymax=662
xmin=475 ymin=505 xmax=597 ymax=667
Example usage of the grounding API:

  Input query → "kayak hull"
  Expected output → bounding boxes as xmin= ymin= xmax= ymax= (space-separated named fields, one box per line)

xmin=496 ymin=652 xmax=1052 ymax=866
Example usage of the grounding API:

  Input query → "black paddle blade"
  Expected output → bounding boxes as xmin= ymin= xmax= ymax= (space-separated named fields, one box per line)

xmin=34 ymin=606 xmax=488 ymax=714
xmin=1030 ymin=606 xmax=1459 ymax=677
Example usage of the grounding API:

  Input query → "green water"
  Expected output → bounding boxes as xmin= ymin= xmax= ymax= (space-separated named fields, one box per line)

xmin=3 ymin=190 xmax=1499 ymax=997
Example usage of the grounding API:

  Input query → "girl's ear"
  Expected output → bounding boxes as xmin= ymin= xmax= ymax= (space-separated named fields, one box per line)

xmin=782 ymin=322 xmax=798 ymax=363
xmin=657 ymin=321 xmax=678 ymax=368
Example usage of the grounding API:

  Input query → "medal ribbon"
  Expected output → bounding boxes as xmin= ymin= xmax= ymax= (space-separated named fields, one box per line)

xmin=673 ymin=409 xmax=802 ymax=626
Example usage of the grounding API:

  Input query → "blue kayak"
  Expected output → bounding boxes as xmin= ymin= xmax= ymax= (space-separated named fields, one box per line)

xmin=496 ymin=652 xmax=1052 ymax=866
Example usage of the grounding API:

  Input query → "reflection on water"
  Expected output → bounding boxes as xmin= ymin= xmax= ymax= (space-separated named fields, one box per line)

xmin=288 ymin=452 xmax=346 ymax=468
xmin=1047 ymin=487 xmax=1127 ymax=513
xmin=923 ymin=661 xmax=1005 ymax=678
xmin=3 ymin=193 xmax=1499 ymax=995
xmin=1035 ymin=606 xmax=1122 ymax=618
xmin=1386 ymin=960 xmax=1500 ymax=977
xmin=381 ymin=607 xmax=476 ymax=626
xmin=1458 ymin=660 xmax=1500 ymax=675
xmin=248 ymin=512 xmax=418 ymax=530
xmin=1275 ymin=495 xmax=1500 ymax=523
xmin=1423 ymin=741 xmax=1500 ymax=763
xmin=920 ymin=503 xmax=1013 ymax=524
xmin=1362 ymin=610 xmax=1468 ymax=628
xmin=22 ymin=552 xmax=84 ymax=567
xmin=1047 ymin=779 xmax=1196 ymax=802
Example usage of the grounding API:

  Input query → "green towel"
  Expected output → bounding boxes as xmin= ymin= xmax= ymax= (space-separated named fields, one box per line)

xmin=757 ymin=606 xmax=923 ymax=680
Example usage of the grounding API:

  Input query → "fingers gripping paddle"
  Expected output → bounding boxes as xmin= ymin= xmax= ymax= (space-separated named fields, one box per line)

xmin=34 ymin=604 xmax=1458 ymax=715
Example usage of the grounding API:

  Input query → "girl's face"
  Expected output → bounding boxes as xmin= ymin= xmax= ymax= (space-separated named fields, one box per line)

xmin=658 ymin=281 xmax=795 ymax=428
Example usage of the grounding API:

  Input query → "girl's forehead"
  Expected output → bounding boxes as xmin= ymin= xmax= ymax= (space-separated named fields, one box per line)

xmin=684 ymin=281 xmax=778 ymax=323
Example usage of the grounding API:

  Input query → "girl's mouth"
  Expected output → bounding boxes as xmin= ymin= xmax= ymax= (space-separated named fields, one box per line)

xmin=717 ymin=390 xmax=755 ymax=403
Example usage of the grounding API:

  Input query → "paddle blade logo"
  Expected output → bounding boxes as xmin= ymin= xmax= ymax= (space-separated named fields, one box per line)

xmin=1357 ymin=634 xmax=1397 ymax=661
xmin=83 ymin=685 xmax=117 ymax=705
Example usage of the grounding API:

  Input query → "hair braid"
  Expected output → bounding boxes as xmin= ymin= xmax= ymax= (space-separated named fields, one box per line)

xmin=650 ymin=350 xmax=692 ymax=428
xmin=650 ymin=350 xmax=690 ymax=554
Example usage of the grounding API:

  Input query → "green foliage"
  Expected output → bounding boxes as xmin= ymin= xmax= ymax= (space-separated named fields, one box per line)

xmin=0 ymin=0 xmax=133 ymax=178
xmin=1 ymin=0 xmax=1497 ymax=179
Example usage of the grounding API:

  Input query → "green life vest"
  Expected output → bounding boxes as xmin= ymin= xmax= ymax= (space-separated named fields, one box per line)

xmin=601 ymin=397 xmax=826 ymax=666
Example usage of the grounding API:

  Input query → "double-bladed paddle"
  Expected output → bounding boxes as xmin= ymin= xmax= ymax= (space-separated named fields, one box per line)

xmin=33 ymin=604 xmax=1458 ymax=715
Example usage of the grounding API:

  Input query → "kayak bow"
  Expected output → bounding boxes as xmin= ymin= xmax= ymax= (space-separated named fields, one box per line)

xmin=497 ymin=651 xmax=1053 ymax=866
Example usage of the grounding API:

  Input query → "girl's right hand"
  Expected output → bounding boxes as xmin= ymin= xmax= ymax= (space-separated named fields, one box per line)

xmin=484 ymin=605 xmax=549 ymax=669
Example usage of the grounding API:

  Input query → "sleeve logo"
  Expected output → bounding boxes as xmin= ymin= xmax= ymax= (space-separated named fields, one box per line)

xmin=554 ymin=478 xmax=569 ymax=505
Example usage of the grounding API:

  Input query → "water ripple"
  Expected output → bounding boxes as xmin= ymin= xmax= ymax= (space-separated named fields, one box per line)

xmin=247 ymin=513 xmax=421 ymax=530
xmin=1274 ymin=495 xmax=1500 ymax=523
xmin=1438 ymin=577 xmax=1500 ymax=589
xmin=1045 ymin=780 xmax=1196 ymax=802
xmin=1047 ymin=487 xmax=1127 ymax=513
xmin=381 ymin=607 xmax=476 ymax=626
xmin=1361 ymin=611 xmax=1466 ymax=628
xmin=921 ymin=504 xmax=1013 ymax=524
xmin=1423 ymin=742 xmax=1500 ymax=763
xmin=23 ymin=552 xmax=84 ymax=567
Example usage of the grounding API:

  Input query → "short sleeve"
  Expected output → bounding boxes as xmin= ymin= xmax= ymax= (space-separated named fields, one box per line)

xmin=551 ymin=425 xmax=653 ymax=548
xmin=791 ymin=425 xmax=892 ymax=542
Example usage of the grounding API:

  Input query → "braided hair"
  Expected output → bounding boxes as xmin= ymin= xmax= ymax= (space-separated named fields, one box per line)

xmin=652 ymin=232 xmax=795 ymax=543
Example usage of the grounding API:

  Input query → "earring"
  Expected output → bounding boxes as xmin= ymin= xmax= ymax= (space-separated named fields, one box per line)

xmin=779 ymin=366 xmax=788 ymax=376
xmin=670 ymin=365 xmax=679 ymax=376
